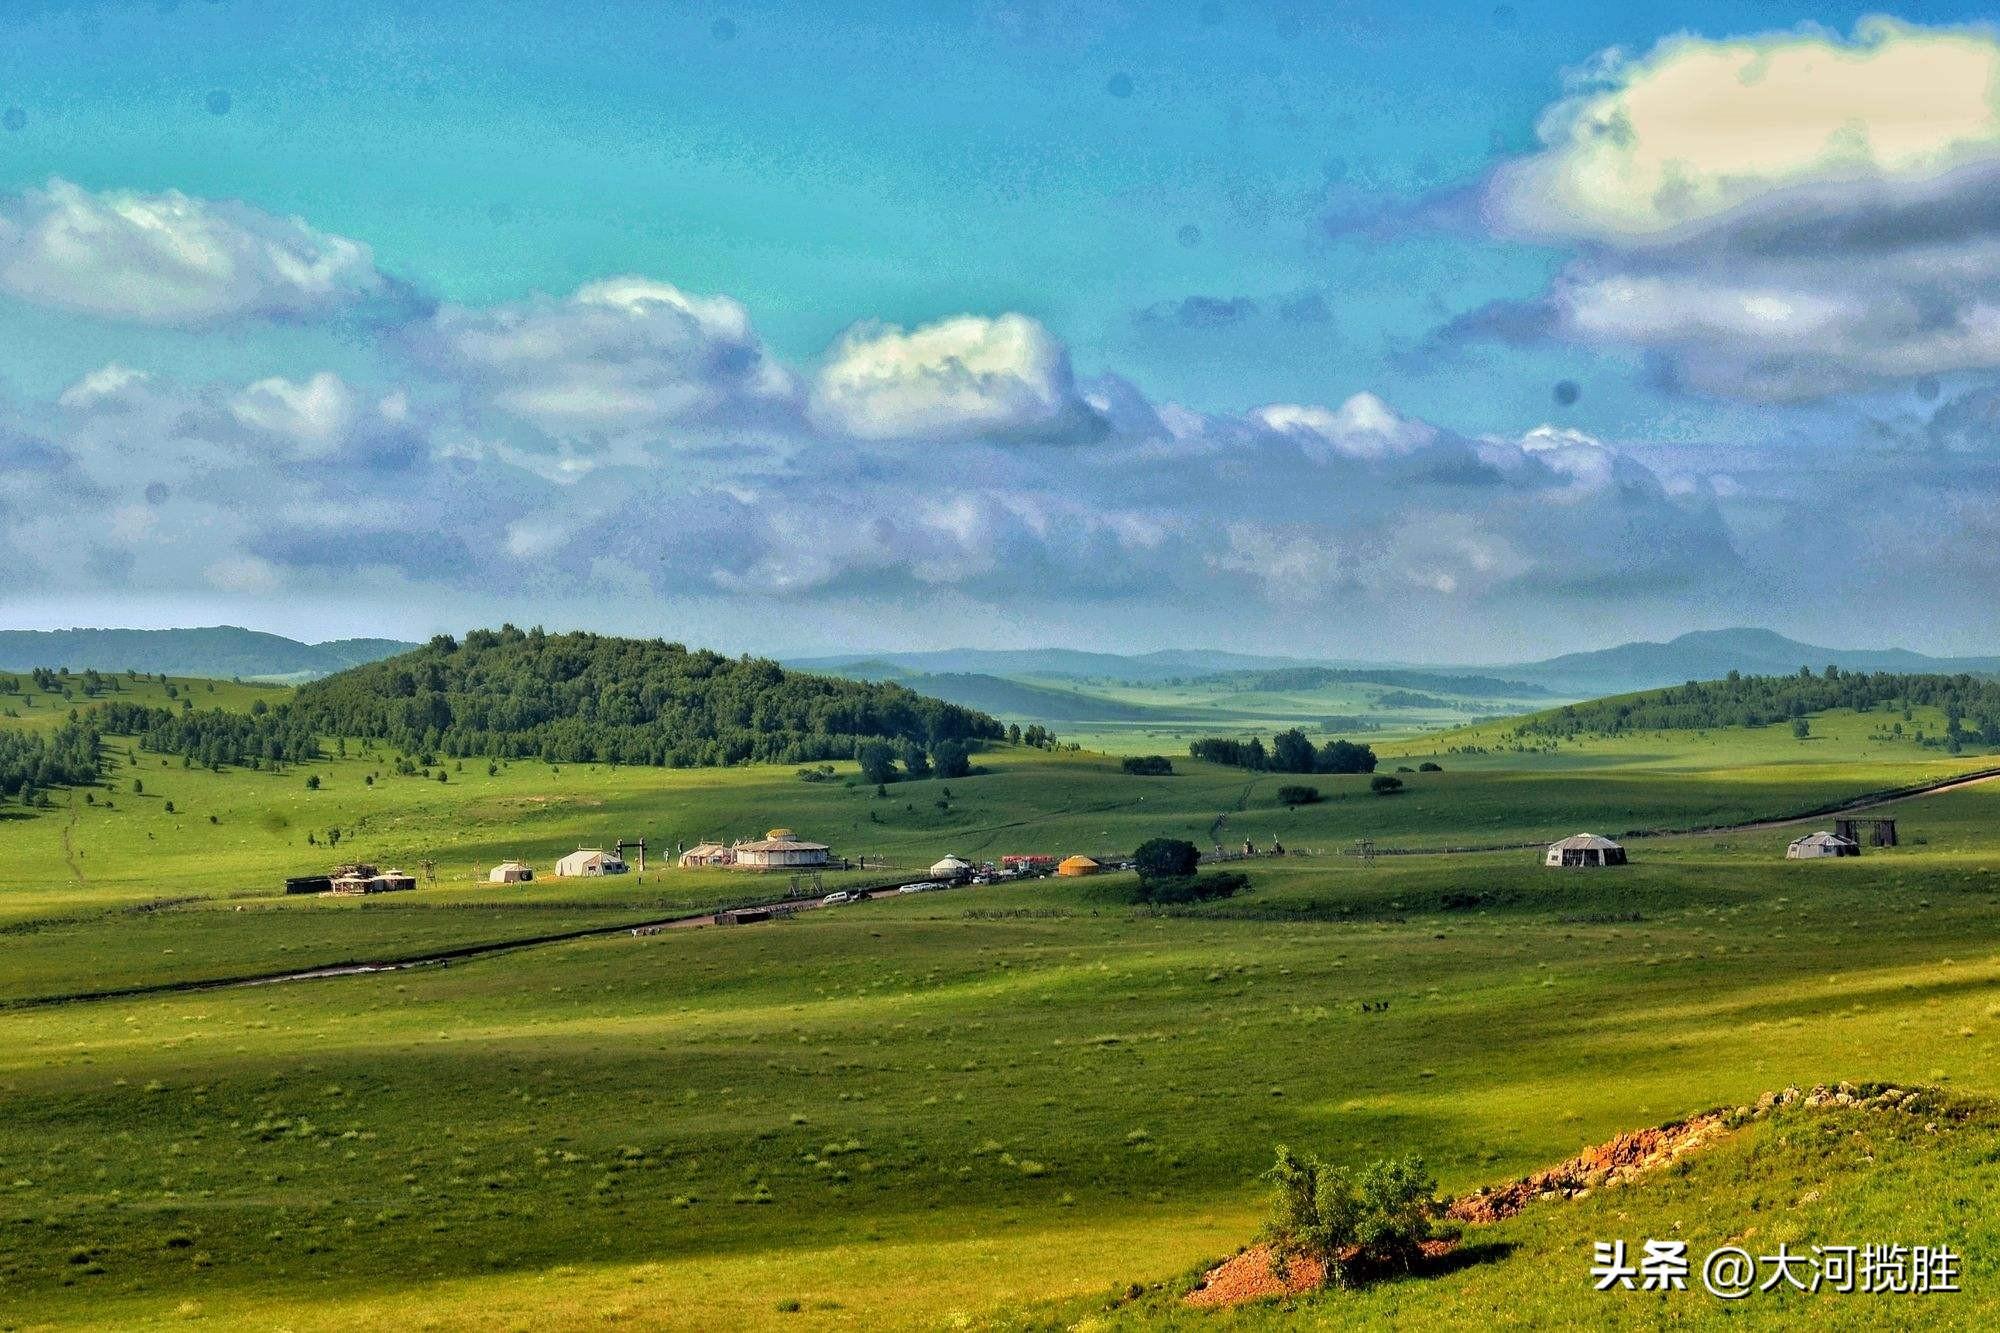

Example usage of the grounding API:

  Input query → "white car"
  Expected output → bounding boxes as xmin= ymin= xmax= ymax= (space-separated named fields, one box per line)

xmin=897 ymin=880 xmax=944 ymax=894
xmin=821 ymin=890 xmax=862 ymax=906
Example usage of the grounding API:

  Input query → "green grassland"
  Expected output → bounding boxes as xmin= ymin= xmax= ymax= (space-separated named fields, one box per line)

xmin=3 ymin=684 xmax=2000 ymax=1327
xmin=0 ymin=674 xmax=291 ymax=734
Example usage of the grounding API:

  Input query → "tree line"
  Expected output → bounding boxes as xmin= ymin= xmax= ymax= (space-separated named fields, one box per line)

xmin=1513 ymin=668 xmax=2000 ymax=748
xmin=1188 ymin=728 xmax=1379 ymax=774
xmin=0 ymin=720 xmax=101 ymax=804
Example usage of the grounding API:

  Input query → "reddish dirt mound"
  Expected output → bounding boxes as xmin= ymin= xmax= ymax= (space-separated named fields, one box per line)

xmin=1448 ymin=1111 xmax=1731 ymax=1225
xmin=1183 ymin=1245 xmax=1326 ymax=1308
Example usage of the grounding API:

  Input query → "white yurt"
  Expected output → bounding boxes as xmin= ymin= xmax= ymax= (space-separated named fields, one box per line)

xmin=556 ymin=848 xmax=627 ymax=877
xmin=1544 ymin=833 xmax=1627 ymax=868
xmin=488 ymin=860 xmax=534 ymax=883
xmin=930 ymin=854 xmax=973 ymax=880
xmin=1787 ymin=831 xmax=1859 ymax=859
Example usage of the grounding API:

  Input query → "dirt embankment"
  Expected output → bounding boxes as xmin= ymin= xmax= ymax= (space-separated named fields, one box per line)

xmin=1185 ymin=1082 xmax=1946 ymax=1309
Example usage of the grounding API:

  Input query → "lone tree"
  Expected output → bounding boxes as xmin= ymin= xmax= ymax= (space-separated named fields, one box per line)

xmin=1369 ymin=774 xmax=1404 ymax=796
xmin=1261 ymin=1147 xmax=1443 ymax=1287
xmin=856 ymin=740 xmax=898 ymax=786
xmin=1133 ymin=837 xmax=1200 ymax=882
xmin=932 ymin=739 xmax=971 ymax=780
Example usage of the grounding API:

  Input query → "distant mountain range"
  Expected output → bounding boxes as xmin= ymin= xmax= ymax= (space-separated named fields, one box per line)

xmin=798 ymin=629 xmax=2000 ymax=699
xmin=0 ymin=627 xmax=417 ymax=682
xmin=1490 ymin=628 xmax=2000 ymax=696
xmin=5 ymin=624 xmax=1997 ymax=701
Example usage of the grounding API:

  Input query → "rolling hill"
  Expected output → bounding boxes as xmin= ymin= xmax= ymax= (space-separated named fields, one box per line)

xmin=0 ymin=626 xmax=415 ymax=681
xmin=1495 ymin=627 xmax=2000 ymax=695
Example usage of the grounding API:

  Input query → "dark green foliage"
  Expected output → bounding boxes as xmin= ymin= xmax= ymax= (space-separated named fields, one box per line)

xmin=1276 ymin=784 xmax=1319 ymax=806
xmin=1370 ymin=775 xmax=1404 ymax=795
xmin=1417 ymin=761 xmax=1442 ymax=772
xmin=1133 ymin=871 xmax=1247 ymax=905
xmin=932 ymin=740 xmax=971 ymax=779
xmin=1132 ymin=837 xmax=1200 ymax=881
xmin=0 ymin=721 xmax=100 ymax=799
xmin=287 ymin=627 xmax=1000 ymax=768
xmin=1260 ymin=1147 xmax=1441 ymax=1286
xmin=857 ymin=742 xmax=899 ymax=785
xmin=1189 ymin=734 xmax=1376 ymax=774
xmin=92 ymin=701 xmax=319 ymax=770
xmin=1120 ymin=755 xmax=1174 ymax=776
xmin=1517 ymin=671 xmax=2000 ymax=744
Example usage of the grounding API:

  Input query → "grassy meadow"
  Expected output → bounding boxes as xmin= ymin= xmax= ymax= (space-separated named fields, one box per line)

xmin=3 ymin=686 xmax=2000 ymax=1327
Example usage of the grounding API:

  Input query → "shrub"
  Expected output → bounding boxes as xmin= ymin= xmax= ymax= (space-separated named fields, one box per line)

xmin=1276 ymin=784 xmax=1319 ymax=806
xmin=1369 ymin=775 xmax=1404 ymax=796
xmin=1260 ymin=1147 xmax=1442 ymax=1287
xmin=1134 ymin=871 xmax=1247 ymax=905
xmin=1121 ymin=755 xmax=1174 ymax=776
xmin=1133 ymin=837 xmax=1200 ymax=882
xmin=1417 ymin=761 xmax=1442 ymax=772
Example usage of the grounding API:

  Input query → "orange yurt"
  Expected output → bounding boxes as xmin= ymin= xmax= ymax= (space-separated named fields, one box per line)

xmin=1057 ymin=855 xmax=1101 ymax=877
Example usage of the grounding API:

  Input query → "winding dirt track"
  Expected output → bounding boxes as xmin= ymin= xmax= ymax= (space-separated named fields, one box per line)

xmin=14 ymin=764 xmax=2000 ymax=1011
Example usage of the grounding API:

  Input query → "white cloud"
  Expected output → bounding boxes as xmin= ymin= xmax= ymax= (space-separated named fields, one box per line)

xmin=1250 ymin=392 xmax=1437 ymax=460
xmin=0 ymin=179 xmax=395 ymax=325
xmin=809 ymin=313 xmax=1101 ymax=442
xmin=1461 ymin=21 xmax=2000 ymax=400
xmin=56 ymin=363 xmax=155 ymax=411
xmin=204 ymin=554 xmax=282 ymax=594
xmin=230 ymin=373 xmax=359 ymax=457
xmin=423 ymin=276 xmax=797 ymax=444
xmin=1490 ymin=20 xmax=2000 ymax=242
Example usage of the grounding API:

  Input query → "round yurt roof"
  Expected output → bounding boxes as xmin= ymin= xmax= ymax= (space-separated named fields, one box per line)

xmin=1548 ymin=833 xmax=1622 ymax=851
xmin=1058 ymin=854 xmax=1100 ymax=869
xmin=933 ymin=854 xmax=970 ymax=868
xmin=1791 ymin=831 xmax=1857 ymax=847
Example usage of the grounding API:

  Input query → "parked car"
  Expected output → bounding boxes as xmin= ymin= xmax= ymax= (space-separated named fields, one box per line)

xmin=897 ymin=880 xmax=944 ymax=894
xmin=821 ymin=889 xmax=863 ymax=906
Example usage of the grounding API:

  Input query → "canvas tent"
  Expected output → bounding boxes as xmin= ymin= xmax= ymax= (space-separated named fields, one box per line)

xmin=678 ymin=842 xmax=733 ymax=868
xmin=1544 ymin=834 xmax=1627 ymax=868
xmin=930 ymin=854 xmax=973 ymax=880
xmin=556 ymin=848 xmax=628 ymax=877
xmin=1787 ymin=831 xmax=1859 ymax=859
xmin=1057 ymin=855 xmax=1101 ymax=877
xmin=488 ymin=860 xmax=534 ymax=883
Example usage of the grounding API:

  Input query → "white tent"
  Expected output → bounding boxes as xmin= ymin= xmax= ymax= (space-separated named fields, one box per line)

xmin=488 ymin=860 xmax=534 ymax=883
xmin=930 ymin=854 xmax=973 ymax=880
xmin=1787 ymin=831 xmax=1859 ymax=859
xmin=1544 ymin=833 xmax=1627 ymax=868
xmin=556 ymin=848 xmax=627 ymax=877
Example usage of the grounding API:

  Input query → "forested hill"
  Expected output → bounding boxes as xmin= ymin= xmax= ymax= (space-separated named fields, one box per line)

xmin=1512 ymin=669 xmax=2000 ymax=749
xmin=289 ymin=628 xmax=1003 ymax=767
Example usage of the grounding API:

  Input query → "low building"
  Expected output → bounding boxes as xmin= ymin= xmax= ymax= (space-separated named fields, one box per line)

xmin=1787 ymin=831 xmax=1860 ymax=859
xmin=1002 ymin=854 xmax=1056 ymax=871
xmin=930 ymin=854 xmax=973 ymax=880
xmin=1057 ymin=855 xmax=1101 ymax=877
xmin=329 ymin=867 xmax=416 ymax=895
xmin=488 ymin=860 xmax=534 ymax=883
xmin=1544 ymin=834 xmax=1627 ymax=868
xmin=556 ymin=847 xmax=628 ymax=877
xmin=733 ymin=829 xmax=830 ymax=870
xmin=678 ymin=842 xmax=734 ymax=868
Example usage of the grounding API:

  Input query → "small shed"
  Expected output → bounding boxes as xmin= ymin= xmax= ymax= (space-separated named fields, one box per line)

xmin=1057 ymin=855 xmax=1101 ymax=877
xmin=1787 ymin=831 xmax=1859 ymax=859
xmin=556 ymin=848 xmax=628 ymax=877
xmin=678 ymin=842 xmax=733 ymax=868
xmin=488 ymin=861 xmax=534 ymax=883
xmin=1544 ymin=834 xmax=1626 ymax=868
xmin=930 ymin=854 xmax=973 ymax=880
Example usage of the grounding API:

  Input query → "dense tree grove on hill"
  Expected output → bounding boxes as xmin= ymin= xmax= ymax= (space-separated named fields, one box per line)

xmin=1189 ymin=729 xmax=1378 ymax=774
xmin=287 ymin=628 xmax=1003 ymax=767
xmin=0 ymin=721 xmax=100 ymax=801
xmin=91 ymin=702 xmax=321 ymax=770
xmin=1513 ymin=668 xmax=2000 ymax=750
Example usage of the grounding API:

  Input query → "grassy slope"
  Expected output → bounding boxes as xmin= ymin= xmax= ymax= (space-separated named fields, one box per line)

xmin=1 ymin=684 xmax=1999 ymax=1326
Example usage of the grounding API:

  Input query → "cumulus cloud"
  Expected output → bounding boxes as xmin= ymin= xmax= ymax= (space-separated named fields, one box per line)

xmin=1249 ymin=393 xmax=1438 ymax=461
xmin=0 ymin=179 xmax=403 ymax=326
xmin=809 ymin=313 xmax=1105 ymax=443
xmin=419 ymin=276 xmax=799 ymax=448
xmin=229 ymin=373 xmax=360 ymax=458
xmin=1450 ymin=21 xmax=2000 ymax=400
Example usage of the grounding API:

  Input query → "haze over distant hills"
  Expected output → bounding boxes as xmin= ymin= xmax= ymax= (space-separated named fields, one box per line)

xmin=6 ymin=625 xmax=1998 ymax=700
xmin=0 ymin=627 xmax=417 ymax=682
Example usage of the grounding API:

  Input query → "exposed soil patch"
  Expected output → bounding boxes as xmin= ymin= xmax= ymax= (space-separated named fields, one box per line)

xmin=1185 ymin=1083 xmax=1946 ymax=1309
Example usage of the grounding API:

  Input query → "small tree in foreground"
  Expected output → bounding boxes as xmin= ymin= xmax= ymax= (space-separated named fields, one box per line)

xmin=1133 ymin=837 xmax=1200 ymax=882
xmin=1369 ymin=774 xmax=1404 ymax=796
xmin=1260 ymin=1147 xmax=1443 ymax=1287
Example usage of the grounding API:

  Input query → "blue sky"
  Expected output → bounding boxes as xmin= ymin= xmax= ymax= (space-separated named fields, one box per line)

xmin=6 ymin=2 xmax=2000 ymax=658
